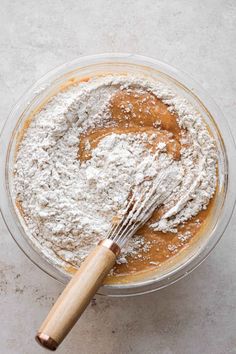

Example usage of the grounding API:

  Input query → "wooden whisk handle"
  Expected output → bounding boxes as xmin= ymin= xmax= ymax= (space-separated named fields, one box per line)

xmin=36 ymin=239 xmax=120 ymax=351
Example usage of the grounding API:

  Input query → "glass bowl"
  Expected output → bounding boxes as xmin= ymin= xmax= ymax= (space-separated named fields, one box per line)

xmin=0 ymin=53 xmax=235 ymax=296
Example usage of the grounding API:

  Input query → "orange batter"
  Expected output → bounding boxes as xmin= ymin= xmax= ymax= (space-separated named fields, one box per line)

xmin=16 ymin=82 xmax=216 ymax=282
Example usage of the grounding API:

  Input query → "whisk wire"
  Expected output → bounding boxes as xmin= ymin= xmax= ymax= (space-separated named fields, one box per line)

xmin=106 ymin=150 xmax=160 ymax=241
xmin=109 ymin=165 xmax=174 ymax=248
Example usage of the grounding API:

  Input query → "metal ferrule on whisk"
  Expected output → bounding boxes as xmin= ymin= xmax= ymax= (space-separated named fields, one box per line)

xmin=98 ymin=239 xmax=121 ymax=257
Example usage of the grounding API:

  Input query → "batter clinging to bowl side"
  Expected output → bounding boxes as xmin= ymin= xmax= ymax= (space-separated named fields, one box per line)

xmin=13 ymin=74 xmax=217 ymax=279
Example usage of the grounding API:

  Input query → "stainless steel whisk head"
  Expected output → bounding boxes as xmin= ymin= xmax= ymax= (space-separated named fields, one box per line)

xmin=107 ymin=165 xmax=180 ymax=249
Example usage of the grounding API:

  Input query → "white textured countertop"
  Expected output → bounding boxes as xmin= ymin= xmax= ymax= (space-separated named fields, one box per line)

xmin=0 ymin=1 xmax=236 ymax=353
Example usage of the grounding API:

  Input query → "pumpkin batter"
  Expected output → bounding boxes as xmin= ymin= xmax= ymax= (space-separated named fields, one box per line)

xmin=14 ymin=76 xmax=217 ymax=282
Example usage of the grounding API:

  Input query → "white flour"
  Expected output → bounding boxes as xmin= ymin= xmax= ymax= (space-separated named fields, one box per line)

xmin=13 ymin=75 xmax=217 ymax=269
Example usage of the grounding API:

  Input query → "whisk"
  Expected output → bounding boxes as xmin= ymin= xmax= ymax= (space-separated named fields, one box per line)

xmin=36 ymin=163 xmax=180 ymax=351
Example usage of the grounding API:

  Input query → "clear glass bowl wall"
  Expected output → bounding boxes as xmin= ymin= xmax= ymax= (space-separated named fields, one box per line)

xmin=0 ymin=54 xmax=235 ymax=296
